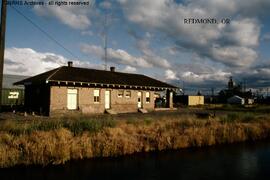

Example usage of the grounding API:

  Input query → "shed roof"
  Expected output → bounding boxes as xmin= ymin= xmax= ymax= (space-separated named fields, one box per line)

xmin=14 ymin=66 xmax=177 ymax=90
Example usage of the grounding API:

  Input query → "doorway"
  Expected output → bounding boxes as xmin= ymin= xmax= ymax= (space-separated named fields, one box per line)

xmin=105 ymin=90 xmax=111 ymax=109
xmin=67 ymin=89 xmax=77 ymax=110
xmin=137 ymin=92 xmax=142 ymax=108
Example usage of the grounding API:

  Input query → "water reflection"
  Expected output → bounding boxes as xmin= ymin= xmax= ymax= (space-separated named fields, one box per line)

xmin=239 ymin=151 xmax=258 ymax=178
xmin=1 ymin=141 xmax=270 ymax=180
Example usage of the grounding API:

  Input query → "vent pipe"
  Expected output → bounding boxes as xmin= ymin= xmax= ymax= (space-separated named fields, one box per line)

xmin=110 ymin=66 xmax=115 ymax=72
xmin=68 ymin=61 xmax=73 ymax=67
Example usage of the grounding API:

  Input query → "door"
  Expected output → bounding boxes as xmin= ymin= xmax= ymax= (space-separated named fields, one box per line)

xmin=105 ymin=90 xmax=111 ymax=109
xmin=67 ymin=89 xmax=77 ymax=110
xmin=137 ymin=92 xmax=142 ymax=108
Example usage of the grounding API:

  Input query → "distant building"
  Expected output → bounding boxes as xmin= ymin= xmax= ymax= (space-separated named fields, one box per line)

xmin=188 ymin=96 xmax=204 ymax=106
xmin=14 ymin=62 xmax=177 ymax=116
xmin=246 ymin=98 xmax=255 ymax=105
xmin=228 ymin=76 xmax=234 ymax=90
xmin=227 ymin=95 xmax=245 ymax=105
xmin=174 ymin=95 xmax=204 ymax=106
xmin=1 ymin=74 xmax=28 ymax=107
xmin=218 ymin=77 xmax=253 ymax=104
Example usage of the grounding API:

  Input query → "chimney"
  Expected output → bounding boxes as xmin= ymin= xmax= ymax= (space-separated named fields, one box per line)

xmin=110 ymin=66 xmax=115 ymax=72
xmin=68 ymin=61 xmax=73 ymax=67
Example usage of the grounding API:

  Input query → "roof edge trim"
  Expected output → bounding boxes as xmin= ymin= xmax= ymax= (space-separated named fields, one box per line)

xmin=47 ymin=80 xmax=179 ymax=90
xmin=46 ymin=67 xmax=63 ymax=81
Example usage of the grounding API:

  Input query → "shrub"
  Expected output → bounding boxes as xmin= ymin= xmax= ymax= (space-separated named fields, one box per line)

xmin=240 ymin=113 xmax=256 ymax=123
xmin=63 ymin=117 xmax=116 ymax=135
xmin=144 ymin=117 xmax=153 ymax=125
xmin=221 ymin=113 xmax=240 ymax=123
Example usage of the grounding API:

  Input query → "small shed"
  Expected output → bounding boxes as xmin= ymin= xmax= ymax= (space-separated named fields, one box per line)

xmin=227 ymin=95 xmax=244 ymax=105
xmin=188 ymin=96 xmax=204 ymax=106
xmin=173 ymin=95 xmax=204 ymax=106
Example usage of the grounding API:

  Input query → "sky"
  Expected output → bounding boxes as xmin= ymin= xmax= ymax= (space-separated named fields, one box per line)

xmin=2 ymin=0 xmax=270 ymax=95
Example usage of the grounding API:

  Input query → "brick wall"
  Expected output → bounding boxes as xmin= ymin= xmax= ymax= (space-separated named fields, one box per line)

xmin=49 ymin=86 xmax=155 ymax=115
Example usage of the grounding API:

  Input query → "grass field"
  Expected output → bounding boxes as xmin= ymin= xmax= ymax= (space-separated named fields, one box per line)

xmin=0 ymin=106 xmax=270 ymax=168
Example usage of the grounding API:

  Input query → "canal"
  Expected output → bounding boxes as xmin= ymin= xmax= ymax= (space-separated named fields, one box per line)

xmin=1 ymin=140 xmax=270 ymax=180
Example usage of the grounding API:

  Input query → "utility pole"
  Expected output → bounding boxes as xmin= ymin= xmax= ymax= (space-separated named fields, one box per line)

xmin=0 ymin=0 xmax=7 ymax=112
xmin=182 ymin=81 xmax=185 ymax=95
xmin=211 ymin=87 xmax=214 ymax=97
xmin=210 ymin=87 xmax=216 ymax=116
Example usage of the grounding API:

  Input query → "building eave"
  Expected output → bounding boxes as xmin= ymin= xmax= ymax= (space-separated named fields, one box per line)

xmin=47 ymin=80 xmax=178 ymax=91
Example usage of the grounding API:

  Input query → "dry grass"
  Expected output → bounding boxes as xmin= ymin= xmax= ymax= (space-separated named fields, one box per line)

xmin=1 ymin=112 xmax=270 ymax=168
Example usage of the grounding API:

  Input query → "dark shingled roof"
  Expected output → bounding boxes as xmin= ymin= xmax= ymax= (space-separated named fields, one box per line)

xmin=14 ymin=66 xmax=177 ymax=89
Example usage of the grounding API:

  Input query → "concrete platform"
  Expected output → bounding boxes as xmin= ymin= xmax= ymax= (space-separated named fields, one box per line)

xmin=154 ymin=108 xmax=177 ymax=111
xmin=105 ymin=109 xmax=118 ymax=115
xmin=138 ymin=108 xmax=148 ymax=113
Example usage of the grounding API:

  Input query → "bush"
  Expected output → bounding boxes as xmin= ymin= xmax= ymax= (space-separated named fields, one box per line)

xmin=63 ymin=117 xmax=116 ymax=135
xmin=221 ymin=113 xmax=240 ymax=123
xmin=64 ymin=119 xmax=102 ymax=135
xmin=144 ymin=117 xmax=153 ymax=125
xmin=240 ymin=113 xmax=256 ymax=123
xmin=221 ymin=112 xmax=257 ymax=123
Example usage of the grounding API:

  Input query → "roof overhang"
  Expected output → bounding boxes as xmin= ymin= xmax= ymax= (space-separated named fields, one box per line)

xmin=47 ymin=80 xmax=178 ymax=91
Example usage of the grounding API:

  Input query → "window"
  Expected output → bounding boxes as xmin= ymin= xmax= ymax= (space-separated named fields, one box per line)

xmin=125 ymin=91 xmax=131 ymax=98
xmin=94 ymin=89 xmax=100 ymax=103
xmin=118 ymin=90 xmax=124 ymax=98
xmin=146 ymin=92 xmax=150 ymax=103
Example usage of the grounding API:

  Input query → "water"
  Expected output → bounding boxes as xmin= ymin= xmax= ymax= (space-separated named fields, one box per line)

xmin=1 ymin=141 xmax=270 ymax=180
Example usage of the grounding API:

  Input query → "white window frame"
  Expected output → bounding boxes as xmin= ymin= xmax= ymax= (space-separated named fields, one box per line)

xmin=94 ymin=89 xmax=100 ymax=103
xmin=125 ymin=90 xmax=131 ymax=98
xmin=118 ymin=90 xmax=124 ymax=98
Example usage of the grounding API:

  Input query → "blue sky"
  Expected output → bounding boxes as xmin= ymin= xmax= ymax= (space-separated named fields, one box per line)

xmin=3 ymin=0 xmax=270 ymax=94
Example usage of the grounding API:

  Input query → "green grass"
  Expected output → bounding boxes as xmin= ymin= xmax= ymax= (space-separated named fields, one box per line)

xmin=0 ymin=109 xmax=266 ymax=136
xmin=0 ymin=116 xmax=116 ymax=136
xmin=143 ymin=117 xmax=154 ymax=125
xmin=220 ymin=112 xmax=258 ymax=123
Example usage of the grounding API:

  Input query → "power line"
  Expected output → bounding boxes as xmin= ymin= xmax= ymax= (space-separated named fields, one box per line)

xmin=11 ymin=5 xmax=80 ymax=60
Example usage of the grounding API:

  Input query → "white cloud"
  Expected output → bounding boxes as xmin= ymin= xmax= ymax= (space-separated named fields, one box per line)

xmin=100 ymin=1 xmax=112 ymax=9
xmin=34 ymin=0 xmax=95 ymax=30
xmin=211 ymin=45 xmax=258 ymax=67
xmin=136 ymin=40 xmax=171 ymax=68
xmin=180 ymin=70 xmax=230 ymax=84
xmin=164 ymin=69 xmax=230 ymax=89
xmin=165 ymin=69 xmax=179 ymax=80
xmin=4 ymin=47 xmax=97 ymax=76
xmin=163 ymin=62 xmax=232 ymax=87
xmin=122 ymin=66 xmax=136 ymax=73
xmin=118 ymin=0 xmax=263 ymax=67
xmin=81 ymin=30 xmax=93 ymax=36
xmin=223 ymin=18 xmax=260 ymax=47
xmin=80 ymin=44 xmax=171 ymax=68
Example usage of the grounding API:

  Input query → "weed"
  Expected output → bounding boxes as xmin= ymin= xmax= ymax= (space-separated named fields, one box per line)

xmin=144 ymin=117 xmax=153 ymax=125
xmin=221 ymin=113 xmax=240 ymax=123
xmin=240 ymin=113 xmax=256 ymax=123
